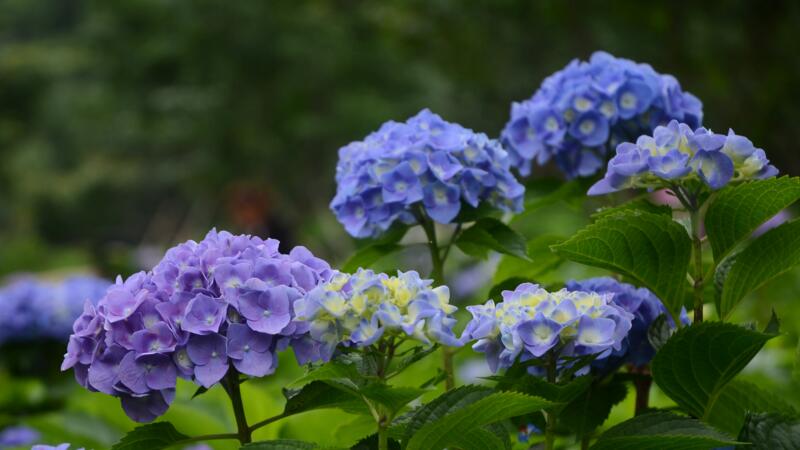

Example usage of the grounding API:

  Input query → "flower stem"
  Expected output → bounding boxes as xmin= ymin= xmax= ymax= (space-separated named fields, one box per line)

xmin=690 ymin=208 xmax=704 ymax=323
xmin=544 ymin=352 xmax=558 ymax=450
xmin=223 ymin=370 xmax=252 ymax=444
xmin=416 ymin=209 xmax=455 ymax=391
xmin=631 ymin=365 xmax=652 ymax=415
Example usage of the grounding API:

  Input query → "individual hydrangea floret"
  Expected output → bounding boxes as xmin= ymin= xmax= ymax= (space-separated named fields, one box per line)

xmin=502 ymin=51 xmax=703 ymax=178
xmin=588 ymin=120 xmax=778 ymax=195
xmin=295 ymin=269 xmax=462 ymax=361
xmin=0 ymin=275 xmax=110 ymax=345
xmin=331 ymin=109 xmax=525 ymax=238
xmin=566 ymin=277 xmax=688 ymax=372
xmin=61 ymin=229 xmax=333 ymax=422
xmin=462 ymin=283 xmax=633 ymax=374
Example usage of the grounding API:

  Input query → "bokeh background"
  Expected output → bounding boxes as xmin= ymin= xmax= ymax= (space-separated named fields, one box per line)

xmin=1 ymin=1 xmax=799 ymax=448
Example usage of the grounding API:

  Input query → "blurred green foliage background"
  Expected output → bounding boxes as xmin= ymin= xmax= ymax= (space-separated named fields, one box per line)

xmin=1 ymin=1 xmax=800 ymax=448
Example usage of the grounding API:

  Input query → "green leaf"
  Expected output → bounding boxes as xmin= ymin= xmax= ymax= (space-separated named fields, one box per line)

xmin=448 ymin=428 xmax=505 ymax=450
xmin=651 ymin=322 xmax=776 ymax=426
xmin=241 ymin=440 xmax=320 ymax=450
xmin=591 ymin=197 xmax=672 ymax=221
xmin=492 ymin=234 xmax=565 ymax=284
xmin=400 ymin=385 xmax=494 ymax=444
xmin=551 ymin=210 xmax=691 ymax=321
xmin=707 ymin=379 xmax=798 ymax=435
xmin=390 ymin=345 xmax=438 ymax=376
xmin=559 ymin=378 xmax=628 ymax=437
xmin=405 ymin=391 xmax=553 ymax=450
xmin=290 ymin=361 xmax=364 ymax=389
xmin=455 ymin=218 xmax=530 ymax=261
xmin=518 ymin=178 xmax=592 ymax=215
xmin=358 ymin=384 xmax=426 ymax=415
xmin=590 ymin=412 xmax=739 ymax=450
xmin=646 ymin=314 xmax=674 ymax=352
xmin=704 ymin=176 xmax=800 ymax=262
xmin=110 ymin=422 xmax=189 ymax=450
xmin=490 ymin=372 xmax=591 ymax=412
xmin=738 ymin=412 xmax=800 ymax=449
xmin=342 ymin=243 xmax=403 ymax=273
xmin=282 ymin=381 xmax=368 ymax=416
xmin=794 ymin=341 xmax=800 ymax=386
xmin=717 ymin=218 xmax=800 ymax=319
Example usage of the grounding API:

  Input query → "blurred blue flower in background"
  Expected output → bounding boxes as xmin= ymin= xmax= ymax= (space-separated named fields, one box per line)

xmin=588 ymin=120 xmax=778 ymax=196
xmin=0 ymin=425 xmax=40 ymax=449
xmin=331 ymin=109 xmax=525 ymax=238
xmin=0 ymin=275 xmax=110 ymax=345
xmin=502 ymin=51 xmax=703 ymax=178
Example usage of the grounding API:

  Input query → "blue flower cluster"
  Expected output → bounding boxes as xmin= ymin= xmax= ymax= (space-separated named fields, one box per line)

xmin=295 ymin=269 xmax=462 ymax=360
xmin=502 ymin=51 xmax=703 ymax=178
xmin=0 ymin=275 xmax=110 ymax=345
xmin=331 ymin=109 xmax=525 ymax=238
xmin=61 ymin=229 xmax=333 ymax=422
xmin=462 ymin=283 xmax=633 ymax=374
xmin=0 ymin=425 xmax=40 ymax=449
xmin=588 ymin=120 xmax=778 ymax=195
xmin=566 ymin=277 xmax=688 ymax=372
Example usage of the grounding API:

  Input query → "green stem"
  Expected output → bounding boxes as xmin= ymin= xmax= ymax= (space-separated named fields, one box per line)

xmin=581 ymin=435 xmax=590 ymax=450
xmin=376 ymin=338 xmax=396 ymax=450
xmin=544 ymin=352 xmax=558 ymax=450
xmin=690 ymin=208 xmax=704 ymax=323
xmin=248 ymin=412 xmax=288 ymax=433
xmin=223 ymin=370 xmax=252 ymax=444
xmin=416 ymin=209 xmax=455 ymax=391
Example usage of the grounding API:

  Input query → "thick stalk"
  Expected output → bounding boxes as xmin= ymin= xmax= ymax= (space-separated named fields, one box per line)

xmin=417 ymin=212 xmax=455 ymax=390
xmin=544 ymin=352 xmax=558 ymax=450
xmin=632 ymin=366 xmax=652 ymax=415
xmin=223 ymin=370 xmax=252 ymax=444
xmin=690 ymin=208 xmax=704 ymax=323
xmin=376 ymin=339 xmax=395 ymax=450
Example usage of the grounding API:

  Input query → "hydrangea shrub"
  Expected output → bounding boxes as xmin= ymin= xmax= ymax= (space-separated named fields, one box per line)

xmin=502 ymin=51 xmax=703 ymax=178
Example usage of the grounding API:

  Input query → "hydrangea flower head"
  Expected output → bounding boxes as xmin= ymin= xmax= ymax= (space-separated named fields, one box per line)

xmin=462 ymin=283 xmax=633 ymax=374
xmin=566 ymin=277 xmax=688 ymax=371
xmin=502 ymin=51 xmax=703 ymax=178
xmin=588 ymin=120 xmax=778 ymax=195
xmin=0 ymin=275 xmax=110 ymax=345
xmin=295 ymin=268 xmax=461 ymax=360
xmin=62 ymin=229 xmax=332 ymax=422
xmin=331 ymin=109 xmax=525 ymax=238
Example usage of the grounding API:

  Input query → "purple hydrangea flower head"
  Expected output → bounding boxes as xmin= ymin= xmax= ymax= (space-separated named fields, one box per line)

xmin=295 ymin=269 xmax=462 ymax=361
xmin=502 ymin=51 xmax=703 ymax=178
xmin=566 ymin=277 xmax=690 ymax=371
xmin=0 ymin=275 xmax=110 ymax=345
xmin=331 ymin=109 xmax=525 ymax=238
xmin=462 ymin=282 xmax=634 ymax=375
xmin=62 ymin=229 xmax=332 ymax=422
xmin=589 ymin=120 xmax=778 ymax=195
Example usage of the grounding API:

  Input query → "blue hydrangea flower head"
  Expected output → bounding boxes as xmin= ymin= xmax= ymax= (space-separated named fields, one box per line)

xmin=295 ymin=268 xmax=461 ymax=361
xmin=588 ymin=120 xmax=778 ymax=195
xmin=62 ymin=229 xmax=333 ymax=422
xmin=566 ymin=277 xmax=688 ymax=371
xmin=502 ymin=51 xmax=703 ymax=178
xmin=462 ymin=282 xmax=634 ymax=374
xmin=331 ymin=109 xmax=525 ymax=238
xmin=0 ymin=275 xmax=110 ymax=345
